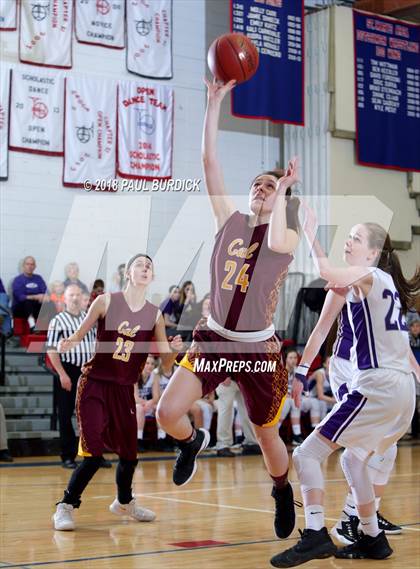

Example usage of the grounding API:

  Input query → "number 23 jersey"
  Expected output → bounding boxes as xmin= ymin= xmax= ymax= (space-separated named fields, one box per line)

xmin=346 ymin=268 xmax=410 ymax=373
xmin=82 ymin=292 xmax=159 ymax=385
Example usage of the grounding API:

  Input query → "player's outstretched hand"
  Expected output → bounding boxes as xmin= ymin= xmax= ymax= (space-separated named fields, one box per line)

xmin=277 ymin=156 xmax=300 ymax=193
xmin=301 ymin=199 xmax=319 ymax=242
xmin=291 ymin=377 xmax=303 ymax=408
xmin=325 ymin=281 xmax=349 ymax=297
xmin=204 ymin=77 xmax=236 ymax=105
xmin=170 ymin=334 xmax=184 ymax=352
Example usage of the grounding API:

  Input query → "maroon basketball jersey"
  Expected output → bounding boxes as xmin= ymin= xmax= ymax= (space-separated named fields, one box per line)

xmin=210 ymin=211 xmax=293 ymax=332
xmin=83 ymin=292 xmax=159 ymax=386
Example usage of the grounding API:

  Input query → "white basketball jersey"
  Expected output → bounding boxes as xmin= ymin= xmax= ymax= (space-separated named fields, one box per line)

xmin=346 ymin=269 xmax=411 ymax=374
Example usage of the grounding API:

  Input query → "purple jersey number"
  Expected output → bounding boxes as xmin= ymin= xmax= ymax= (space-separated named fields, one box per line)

xmin=383 ymin=289 xmax=408 ymax=331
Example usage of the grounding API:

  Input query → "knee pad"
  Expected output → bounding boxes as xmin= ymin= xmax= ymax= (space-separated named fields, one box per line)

xmin=292 ymin=433 xmax=333 ymax=494
xmin=340 ymin=449 xmax=375 ymax=506
xmin=367 ymin=444 xmax=397 ymax=485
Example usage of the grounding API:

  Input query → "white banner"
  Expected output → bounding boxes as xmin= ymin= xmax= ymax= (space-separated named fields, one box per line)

xmin=0 ymin=0 xmax=17 ymax=30
xmin=75 ymin=0 xmax=125 ymax=49
xmin=118 ymin=80 xmax=173 ymax=179
xmin=64 ymin=76 xmax=117 ymax=187
xmin=10 ymin=69 xmax=64 ymax=155
xmin=126 ymin=0 xmax=172 ymax=79
xmin=19 ymin=0 xmax=73 ymax=68
xmin=0 ymin=67 xmax=11 ymax=179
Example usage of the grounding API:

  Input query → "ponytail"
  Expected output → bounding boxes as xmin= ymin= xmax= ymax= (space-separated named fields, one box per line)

xmin=364 ymin=223 xmax=420 ymax=313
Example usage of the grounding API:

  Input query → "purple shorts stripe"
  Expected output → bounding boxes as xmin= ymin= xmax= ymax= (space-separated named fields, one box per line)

xmin=332 ymin=397 xmax=367 ymax=442
xmin=319 ymin=390 xmax=366 ymax=442
xmin=363 ymin=299 xmax=378 ymax=368
xmin=337 ymin=382 xmax=349 ymax=402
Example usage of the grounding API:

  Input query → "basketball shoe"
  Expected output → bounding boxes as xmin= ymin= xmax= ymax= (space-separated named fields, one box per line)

xmin=270 ymin=527 xmax=336 ymax=567
xmin=52 ymin=503 xmax=75 ymax=531
xmin=335 ymin=530 xmax=393 ymax=559
xmin=331 ymin=514 xmax=360 ymax=545
xmin=173 ymin=428 xmax=210 ymax=486
xmin=109 ymin=498 xmax=155 ymax=522
xmin=271 ymin=482 xmax=296 ymax=539
xmin=377 ymin=512 xmax=402 ymax=534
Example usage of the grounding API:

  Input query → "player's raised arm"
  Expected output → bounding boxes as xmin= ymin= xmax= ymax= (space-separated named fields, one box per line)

xmin=302 ymin=201 xmax=374 ymax=292
xmin=268 ymin=157 xmax=300 ymax=254
xmin=202 ymin=78 xmax=237 ymax=231
xmin=58 ymin=294 xmax=108 ymax=353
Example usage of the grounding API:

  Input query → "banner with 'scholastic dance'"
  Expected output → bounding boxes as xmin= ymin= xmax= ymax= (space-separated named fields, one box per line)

xmin=9 ymin=69 xmax=65 ymax=155
xmin=117 ymin=80 xmax=173 ymax=179
xmin=63 ymin=75 xmax=117 ymax=188
xmin=19 ymin=0 xmax=73 ymax=68
xmin=0 ymin=67 xmax=11 ymax=179
xmin=0 ymin=0 xmax=17 ymax=30
xmin=75 ymin=0 xmax=125 ymax=49
xmin=126 ymin=0 xmax=172 ymax=79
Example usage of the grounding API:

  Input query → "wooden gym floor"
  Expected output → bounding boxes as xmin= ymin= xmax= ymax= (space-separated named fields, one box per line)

xmin=0 ymin=444 xmax=419 ymax=569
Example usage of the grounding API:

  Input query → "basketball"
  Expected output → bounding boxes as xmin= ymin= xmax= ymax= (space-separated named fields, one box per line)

xmin=207 ymin=33 xmax=259 ymax=84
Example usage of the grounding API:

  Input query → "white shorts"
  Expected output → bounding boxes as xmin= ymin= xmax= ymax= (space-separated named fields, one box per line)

xmin=318 ymin=368 xmax=415 ymax=460
xmin=329 ymin=355 xmax=353 ymax=401
xmin=195 ymin=399 xmax=215 ymax=431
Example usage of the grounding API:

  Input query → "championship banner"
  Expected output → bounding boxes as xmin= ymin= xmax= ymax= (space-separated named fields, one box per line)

xmin=9 ymin=69 xmax=64 ymax=155
xmin=0 ymin=67 xmax=11 ymax=179
xmin=354 ymin=10 xmax=420 ymax=171
xmin=75 ymin=0 xmax=125 ymax=49
xmin=231 ymin=0 xmax=304 ymax=124
xmin=19 ymin=0 xmax=73 ymax=69
xmin=126 ymin=0 xmax=173 ymax=79
xmin=0 ymin=0 xmax=17 ymax=31
xmin=117 ymin=80 xmax=173 ymax=179
xmin=63 ymin=76 xmax=117 ymax=187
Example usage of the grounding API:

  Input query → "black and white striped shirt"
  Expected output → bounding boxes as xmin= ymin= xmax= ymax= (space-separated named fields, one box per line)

xmin=47 ymin=311 xmax=96 ymax=367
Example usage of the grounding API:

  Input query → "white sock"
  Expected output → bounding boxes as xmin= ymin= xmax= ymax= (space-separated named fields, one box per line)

xmin=375 ymin=497 xmax=381 ymax=511
xmin=292 ymin=424 xmax=301 ymax=436
xmin=341 ymin=492 xmax=357 ymax=520
xmin=28 ymin=315 xmax=36 ymax=328
xmin=359 ymin=513 xmax=380 ymax=537
xmin=304 ymin=504 xmax=324 ymax=531
xmin=157 ymin=428 xmax=166 ymax=439
xmin=137 ymin=429 xmax=143 ymax=439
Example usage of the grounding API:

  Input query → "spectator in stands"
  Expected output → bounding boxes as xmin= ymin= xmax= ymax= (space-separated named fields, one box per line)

xmin=159 ymin=285 xmax=181 ymax=337
xmin=176 ymin=281 xmax=197 ymax=333
xmin=12 ymin=256 xmax=49 ymax=329
xmin=63 ymin=263 xmax=88 ymax=294
xmin=153 ymin=363 xmax=176 ymax=451
xmin=308 ymin=355 xmax=336 ymax=420
xmin=190 ymin=392 xmax=215 ymax=433
xmin=215 ymin=377 xmax=261 ymax=457
xmin=46 ymin=284 xmax=111 ymax=469
xmin=135 ymin=355 xmax=158 ymax=450
xmin=409 ymin=315 xmax=420 ymax=438
xmin=80 ymin=292 xmax=90 ymax=312
xmin=88 ymin=279 xmax=105 ymax=308
xmin=50 ymin=281 xmax=66 ymax=313
xmin=0 ymin=278 xmax=12 ymax=338
xmin=110 ymin=263 xmax=126 ymax=293
xmin=277 ymin=349 xmax=320 ymax=445
xmin=0 ymin=403 xmax=13 ymax=462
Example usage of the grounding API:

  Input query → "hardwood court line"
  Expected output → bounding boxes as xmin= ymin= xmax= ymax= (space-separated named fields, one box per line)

xmin=0 ymin=538 xmax=282 ymax=568
xmin=135 ymin=494 xmax=420 ymax=532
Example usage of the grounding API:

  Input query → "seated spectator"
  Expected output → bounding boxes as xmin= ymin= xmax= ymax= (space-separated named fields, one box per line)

xmin=152 ymin=362 xmax=176 ymax=451
xmin=277 ymin=349 xmax=320 ymax=445
xmin=12 ymin=256 xmax=49 ymax=329
xmin=88 ymin=279 xmax=105 ymax=308
xmin=308 ymin=355 xmax=336 ymax=420
xmin=134 ymin=355 xmax=158 ymax=450
xmin=176 ymin=281 xmax=197 ymax=341
xmin=80 ymin=292 xmax=90 ymax=312
xmin=159 ymin=285 xmax=181 ymax=337
xmin=50 ymin=280 xmax=65 ymax=313
xmin=109 ymin=263 xmax=126 ymax=293
xmin=0 ymin=403 xmax=13 ymax=462
xmin=190 ymin=392 xmax=215 ymax=432
xmin=0 ymin=278 xmax=12 ymax=337
xmin=63 ymin=262 xmax=88 ymax=293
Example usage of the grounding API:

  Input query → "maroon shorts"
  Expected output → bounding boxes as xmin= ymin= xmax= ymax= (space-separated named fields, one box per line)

xmin=76 ymin=375 xmax=137 ymax=460
xmin=179 ymin=321 xmax=288 ymax=427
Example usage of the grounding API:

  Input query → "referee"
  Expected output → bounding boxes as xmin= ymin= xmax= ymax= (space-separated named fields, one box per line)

xmin=47 ymin=284 xmax=110 ymax=469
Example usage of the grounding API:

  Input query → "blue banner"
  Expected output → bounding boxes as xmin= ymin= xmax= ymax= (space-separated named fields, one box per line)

xmin=354 ymin=10 xmax=420 ymax=172
xmin=231 ymin=0 xmax=304 ymax=125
